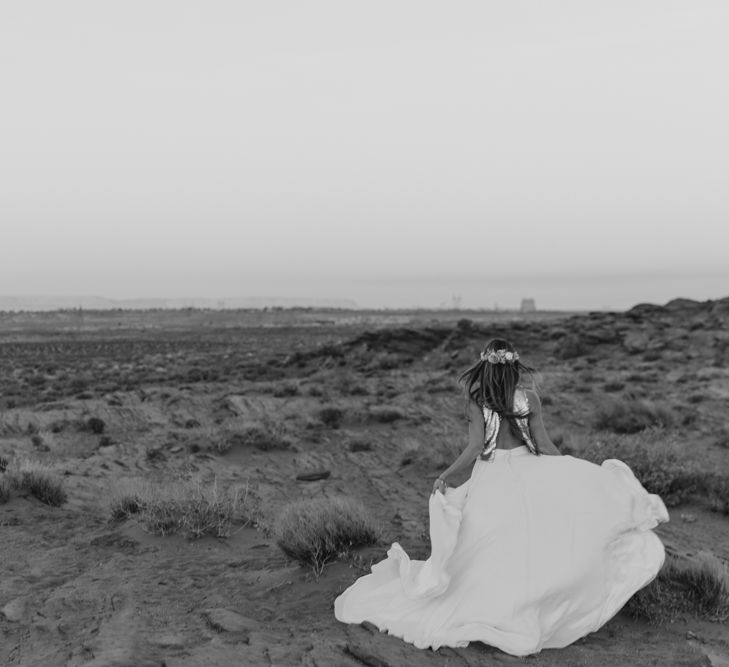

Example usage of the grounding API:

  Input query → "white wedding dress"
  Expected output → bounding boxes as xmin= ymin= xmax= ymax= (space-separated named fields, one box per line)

xmin=334 ymin=389 xmax=669 ymax=656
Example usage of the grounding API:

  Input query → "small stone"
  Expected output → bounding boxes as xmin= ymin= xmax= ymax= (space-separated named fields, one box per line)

xmin=680 ymin=513 xmax=698 ymax=523
xmin=2 ymin=597 xmax=28 ymax=622
xmin=152 ymin=633 xmax=187 ymax=648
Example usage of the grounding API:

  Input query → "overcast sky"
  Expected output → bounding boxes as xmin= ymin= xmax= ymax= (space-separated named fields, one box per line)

xmin=1 ymin=1 xmax=728 ymax=309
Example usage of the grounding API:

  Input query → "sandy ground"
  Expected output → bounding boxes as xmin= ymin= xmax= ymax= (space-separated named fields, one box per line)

xmin=1 ymin=302 xmax=728 ymax=666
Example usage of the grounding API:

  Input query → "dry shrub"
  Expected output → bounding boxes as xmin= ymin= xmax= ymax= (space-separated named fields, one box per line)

xmin=84 ymin=417 xmax=106 ymax=434
xmin=318 ymin=406 xmax=344 ymax=429
xmin=109 ymin=477 xmax=248 ymax=539
xmin=5 ymin=458 xmax=67 ymax=506
xmin=274 ymin=496 xmax=380 ymax=576
xmin=708 ymin=476 xmax=729 ymax=515
xmin=576 ymin=429 xmax=705 ymax=507
xmin=227 ymin=425 xmax=291 ymax=452
xmin=348 ymin=439 xmax=373 ymax=453
xmin=368 ymin=406 xmax=405 ymax=423
xmin=625 ymin=552 xmax=729 ymax=623
xmin=593 ymin=397 xmax=673 ymax=434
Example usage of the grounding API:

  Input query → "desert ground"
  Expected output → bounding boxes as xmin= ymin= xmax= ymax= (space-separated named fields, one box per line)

xmin=1 ymin=301 xmax=728 ymax=667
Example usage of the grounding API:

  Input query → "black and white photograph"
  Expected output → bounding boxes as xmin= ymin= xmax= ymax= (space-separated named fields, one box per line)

xmin=1 ymin=2 xmax=729 ymax=665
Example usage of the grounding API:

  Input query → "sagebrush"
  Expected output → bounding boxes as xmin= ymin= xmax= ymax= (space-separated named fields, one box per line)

xmin=625 ymin=551 xmax=729 ymax=623
xmin=274 ymin=496 xmax=380 ymax=576
xmin=110 ymin=476 xmax=249 ymax=539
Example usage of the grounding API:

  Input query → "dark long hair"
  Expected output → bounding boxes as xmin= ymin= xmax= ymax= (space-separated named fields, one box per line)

xmin=458 ymin=338 xmax=536 ymax=443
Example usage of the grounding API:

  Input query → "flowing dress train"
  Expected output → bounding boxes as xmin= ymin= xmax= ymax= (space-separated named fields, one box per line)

xmin=334 ymin=445 xmax=668 ymax=656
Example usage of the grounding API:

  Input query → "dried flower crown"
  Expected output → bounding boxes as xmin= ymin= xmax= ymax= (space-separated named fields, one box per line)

xmin=480 ymin=349 xmax=519 ymax=364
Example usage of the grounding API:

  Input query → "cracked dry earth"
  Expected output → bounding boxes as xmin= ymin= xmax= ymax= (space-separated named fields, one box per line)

xmin=1 ymin=304 xmax=729 ymax=666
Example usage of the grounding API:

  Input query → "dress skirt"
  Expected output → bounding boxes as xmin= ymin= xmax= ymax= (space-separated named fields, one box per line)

xmin=334 ymin=446 xmax=669 ymax=656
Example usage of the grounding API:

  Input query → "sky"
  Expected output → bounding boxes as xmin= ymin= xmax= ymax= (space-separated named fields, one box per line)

xmin=1 ymin=1 xmax=728 ymax=310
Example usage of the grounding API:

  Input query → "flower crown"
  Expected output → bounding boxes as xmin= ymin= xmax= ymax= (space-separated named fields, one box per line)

xmin=480 ymin=349 xmax=519 ymax=364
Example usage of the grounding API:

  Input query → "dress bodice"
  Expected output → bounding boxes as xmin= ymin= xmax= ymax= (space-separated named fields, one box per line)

xmin=480 ymin=388 xmax=538 ymax=461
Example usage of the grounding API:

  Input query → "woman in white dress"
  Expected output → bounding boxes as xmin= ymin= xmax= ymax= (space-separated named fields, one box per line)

xmin=334 ymin=338 xmax=669 ymax=657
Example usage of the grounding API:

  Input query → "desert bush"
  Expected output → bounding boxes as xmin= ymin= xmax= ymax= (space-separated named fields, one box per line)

xmin=593 ymin=397 xmax=673 ymax=434
xmin=226 ymin=425 xmax=291 ymax=452
xmin=625 ymin=552 xmax=729 ymax=623
xmin=110 ymin=493 xmax=142 ymax=520
xmin=273 ymin=381 xmax=300 ymax=398
xmin=110 ymin=477 xmax=248 ymax=539
xmin=6 ymin=459 xmax=67 ymax=506
xmin=368 ymin=406 xmax=405 ymax=423
xmin=274 ymin=496 xmax=380 ymax=576
xmin=708 ymin=475 xmax=729 ymax=515
xmin=348 ymin=439 xmax=373 ymax=453
xmin=557 ymin=335 xmax=588 ymax=360
xmin=318 ymin=406 xmax=344 ymax=429
xmin=577 ymin=429 xmax=704 ymax=507
xmin=86 ymin=417 xmax=106 ymax=434
xmin=712 ymin=427 xmax=729 ymax=450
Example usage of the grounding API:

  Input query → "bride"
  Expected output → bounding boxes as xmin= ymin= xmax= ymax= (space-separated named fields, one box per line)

xmin=334 ymin=338 xmax=669 ymax=656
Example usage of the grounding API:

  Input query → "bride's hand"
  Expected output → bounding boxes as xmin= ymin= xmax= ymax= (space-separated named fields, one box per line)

xmin=431 ymin=477 xmax=448 ymax=495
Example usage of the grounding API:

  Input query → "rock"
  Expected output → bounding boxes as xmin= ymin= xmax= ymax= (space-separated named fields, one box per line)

xmin=580 ymin=326 xmax=620 ymax=344
xmin=296 ymin=470 xmax=331 ymax=482
xmin=2 ymin=597 xmax=28 ymax=622
xmin=665 ymin=298 xmax=703 ymax=312
xmin=202 ymin=608 xmax=257 ymax=636
xmin=626 ymin=303 xmax=666 ymax=318
xmin=151 ymin=633 xmax=187 ymax=648
xmin=622 ymin=330 xmax=665 ymax=353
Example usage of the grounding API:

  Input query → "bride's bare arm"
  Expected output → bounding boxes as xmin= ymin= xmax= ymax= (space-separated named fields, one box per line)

xmin=438 ymin=399 xmax=484 ymax=483
xmin=525 ymin=389 xmax=561 ymax=455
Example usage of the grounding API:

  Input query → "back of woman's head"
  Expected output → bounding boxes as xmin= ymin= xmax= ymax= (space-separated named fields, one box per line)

xmin=458 ymin=338 xmax=535 ymax=420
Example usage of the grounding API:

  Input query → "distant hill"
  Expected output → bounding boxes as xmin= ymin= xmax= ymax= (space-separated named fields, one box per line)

xmin=0 ymin=295 xmax=358 ymax=312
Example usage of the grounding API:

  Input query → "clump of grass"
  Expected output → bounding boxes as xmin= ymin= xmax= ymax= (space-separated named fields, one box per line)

xmin=0 ymin=478 xmax=10 ymax=504
xmin=85 ymin=417 xmax=106 ymax=434
xmin=708 ymin=475 xmax=729 ymax=515
xmin=578 ymin=429 xmax=705 ymax=507
xmin=5 ymin=458 xmax=67 ymax=506
xmin=274 ymin=496 xmax=380 ymax=576
xmin=272 ymin=381 xmax=300 ymax=398
xmin=593 ymin=397 xmax=673 ymax=434
xmin=318 ymin=406 xmax=344 ymax=429
xmin=602 ymin=381 xmax=625 ymax=393
xmin=110 ymin=493 xmax=142 ymax=520
xmin=109 ymin=477 xmax=248 ymax=539
xmin=625 ymin=552 xmax=729 ymax=623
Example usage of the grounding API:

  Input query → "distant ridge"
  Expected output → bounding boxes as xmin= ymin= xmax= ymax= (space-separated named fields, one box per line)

xmin=0 ymin=295 xmax=358 ymax=312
